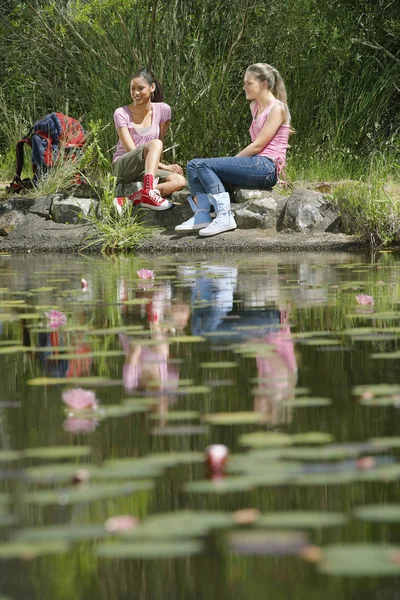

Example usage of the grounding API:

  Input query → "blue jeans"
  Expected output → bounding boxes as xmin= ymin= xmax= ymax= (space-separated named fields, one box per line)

xmin=186 ymin=155 xmax=277 ymax=196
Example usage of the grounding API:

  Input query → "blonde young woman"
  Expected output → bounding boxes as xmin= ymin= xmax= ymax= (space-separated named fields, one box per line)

xmin=112 ymin=68 xmax=186 ymax=213
xmin=176 ymin=63 xmax=291 ymax=236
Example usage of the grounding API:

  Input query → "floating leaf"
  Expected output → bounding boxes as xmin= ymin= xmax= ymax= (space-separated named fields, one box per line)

xmin=370 ymin=437 xmax=400 ymax=449
xmin=22 ymin=481 xmax=153 ymax=505
xmin=203 ymin=412 xmax=268 ymax=425
xmin=103 ymin=404 xmax=150 ymax=418
xmin=0 ymin=540 xmax=69 ymax=559
xmin=129 ymin=510 xmax=233 ymax=539
xmin=176 ymin=386 xmax=211 ymax=395
xmin=25 ymin=464 xmax=97 ymax=483
xmin=170 ymin=336 xmax=205 ymax=343
xmin=23 ymin=446 xmax=91 ymax=460
xmin=150 ymin=411 xmax=199 ymax=421
xmin=200 ymin=362 xmax=238 ymax=369
xmin=28 ymin=377 xmax=116 ymax=386
xmin=354 ymin=505 xmax=400 ymax=522
xmin=239 ymin=431 xmax=333 ymax=448
xmin=227 ymin=530 xmax=308 ymax=555
xmin=96 ymin=539 xmax=203 ymax=559
xmin=281 ymin=397 xmax=331 ymax=407
xmin=0 ymin=450 xmax=21 ymax=462
xmin=239 ymin=432 xmax=293 ymax=448
xmin=320 ymin=544 xmax=400 ymax=576
xmin=14 ymin=524 xmax=108 ymax=543
xmin=257 ymin=511 xmax=347 ymax=529
xmin=184 ymin=477 xmax=252 ymax=494
xmin=152 ymin=425 xmax=208 ymax=436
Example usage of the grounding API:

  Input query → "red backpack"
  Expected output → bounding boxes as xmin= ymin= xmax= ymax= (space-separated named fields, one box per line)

xmin=7 ymin=112 xmax=85 ymax=193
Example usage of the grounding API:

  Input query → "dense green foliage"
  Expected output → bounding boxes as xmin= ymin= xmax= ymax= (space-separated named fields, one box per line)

xmin=1 ymin=0 xmax=399 ymax=180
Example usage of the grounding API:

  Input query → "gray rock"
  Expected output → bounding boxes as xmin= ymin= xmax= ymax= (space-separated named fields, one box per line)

xmin=231 ymin=187 xmax=282 ymax=204
xmin=0 ymin=210 xmax=26 ymax=236
xmin=0 ymin=195 xmax=53 ymax=218
xmin=117 ymin=181 xmax=142 ymax=198
xmin=61 ymin=182 xmax=100 ymax=199
xmin=51 ymin=197 xmax=99 ymax=224
xmin=133 ymin=201 xmax=193 ymax=229
xmin=171 ymin=188 xmax=190 ymax=204
xmin=232 ymin=197 xmax=286 ymax=230
xmin=0 ymin=212 xmax=96 ymax=252
xmin=232 ymin=207 xmax=265 ymax=229
xmin=280 ymin=188 xmax=339 ymax=233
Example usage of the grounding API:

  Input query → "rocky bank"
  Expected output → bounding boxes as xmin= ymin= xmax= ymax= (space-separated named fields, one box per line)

xmin=0 ymin=181 xmax=364 ymax=254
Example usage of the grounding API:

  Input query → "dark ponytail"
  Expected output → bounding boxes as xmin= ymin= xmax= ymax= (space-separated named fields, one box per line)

xmin=131 ymin=68 xmax=164 ymax=102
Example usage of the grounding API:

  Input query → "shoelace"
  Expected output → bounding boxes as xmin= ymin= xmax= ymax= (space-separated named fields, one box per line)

xmin=148 ymin=189 xmax=164 ymax=205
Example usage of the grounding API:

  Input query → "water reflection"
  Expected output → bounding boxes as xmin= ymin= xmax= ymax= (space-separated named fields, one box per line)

xmin=253 ymin=309 xmax=297 ymax=425
xmin=3 ymin=252 xmax=400 ymax=598
xmin=120 ymin=283 xmax=190 ymax=421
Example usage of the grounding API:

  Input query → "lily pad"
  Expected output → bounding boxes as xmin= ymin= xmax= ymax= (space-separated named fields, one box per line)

xmin=14 ymin=524 xmax=108 ymax=542
xmin=25 ymin=463 xmax=97 ymax=483
xmin=319 ymin=544 xmax=400 ymax=576
xmin=184 ymin=477 xmax=252 ymax=494
xmin=170 ymin=336 xmax=205 ymax=343
xmin=227 ymin=530 xmax=308 ymax=555
xmin=0 ymin=540 xmax=69 ymax=559
xmin=257 ymin=511 xmax=347 ymax=529
xmin=0 ymin=450 xmax=21 ymax=462
xmin=129 ymin=510 xmax=233 ymax=539
xmin=239 ymin=431 xmax=333 ymax=448
xmin=96 ymin=539 xmax=203 ymax=559
xmin=203 ymin=412 xmax=268 ymax=425
xmin=23 ymin=446 xmax=91 ymax=459
xmin=200 ymin=362 xmax=238 ymax=369
xmin=280 ymin=397 xmax=332 ymax=407
xmin=22 ymin=481 xmax=153 ymax=505
xmin=150 ymin=411 xmax=199 ymax=421
xmin=354 ymin=504 xmax=400 ymax=522
xmin=28 ymin=377 xmax=113 ymax=386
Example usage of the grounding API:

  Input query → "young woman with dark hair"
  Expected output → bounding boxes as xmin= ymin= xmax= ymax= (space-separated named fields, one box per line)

xmin=112 ymin=69 xmax=186 ymax=213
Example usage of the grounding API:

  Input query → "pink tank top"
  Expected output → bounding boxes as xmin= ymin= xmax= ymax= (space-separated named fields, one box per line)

xmin=112 ymin=102 xmax=171 ymax=163
xmin=250 ymin=100 xmax=290 ymax=174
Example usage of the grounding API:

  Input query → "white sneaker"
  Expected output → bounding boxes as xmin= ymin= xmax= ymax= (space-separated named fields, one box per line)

xmin=175 ymin=209 xmax=212 ymax=232
xmin=199 ymin=211 xmax=237 ymax=237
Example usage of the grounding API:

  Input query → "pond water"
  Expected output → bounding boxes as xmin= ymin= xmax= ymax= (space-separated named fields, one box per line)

xmin=1 ymin=251 xmax=400 ymax=599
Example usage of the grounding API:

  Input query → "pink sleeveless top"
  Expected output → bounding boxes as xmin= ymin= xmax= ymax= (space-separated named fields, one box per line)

xmin=112 ymin=102 xmax=171 ymax=163
xmin=250 ymin=100 xmax=290 ymax=174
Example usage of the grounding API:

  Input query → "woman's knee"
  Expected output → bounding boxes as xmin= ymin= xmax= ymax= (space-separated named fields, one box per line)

xmin=166 ymin=173 xmax=186 ymax=189
xmin=147 ymin=138 xmax=163 ymax=152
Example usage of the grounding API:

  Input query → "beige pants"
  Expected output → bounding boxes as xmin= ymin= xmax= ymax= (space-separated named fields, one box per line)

xmin=112 ymin=147 xmax=171 ymax=184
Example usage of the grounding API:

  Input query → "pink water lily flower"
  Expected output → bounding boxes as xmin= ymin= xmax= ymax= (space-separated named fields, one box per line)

xmin=45 ymin=310 xmax=67 ymax=329
xmin=105 ymin=515 xmax=139 ymax=533
xmin=81 ymin=278 xmax=89 ymax=290
xmin=356 ymin=294 xmax=374 ymax=306
xmin=137 ymin=269 xmax=155 ymax=280
xmin=62 ymin=388 xmax=99 ymax=411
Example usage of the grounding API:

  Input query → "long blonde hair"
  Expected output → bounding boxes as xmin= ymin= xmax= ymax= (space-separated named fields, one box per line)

xmin=246 ymin=63 xmax=290 ymax=122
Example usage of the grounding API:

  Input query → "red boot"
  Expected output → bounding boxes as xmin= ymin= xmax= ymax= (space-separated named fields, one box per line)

xmin=134 ymin=174 xmax=172 ymax=211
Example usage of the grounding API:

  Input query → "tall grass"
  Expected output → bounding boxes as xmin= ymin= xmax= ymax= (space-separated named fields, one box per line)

xmin=333 ymin=153 xmax=400 ymax=247
xmin=1 ymin=0 xmax=398 ymax=183
xmin=83 ymin=175 xmax=153 ymax=253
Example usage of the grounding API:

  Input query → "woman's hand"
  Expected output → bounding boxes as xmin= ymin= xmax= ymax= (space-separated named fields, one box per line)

xmin=160 ymin=164 xmax=183 ymax=175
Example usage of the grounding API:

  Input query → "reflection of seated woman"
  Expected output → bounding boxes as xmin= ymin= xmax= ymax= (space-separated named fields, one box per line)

xmin=119 ymin=294 xmax=189 ymax=419
xmin=253 ymin=310 xmax=297 ymax=425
